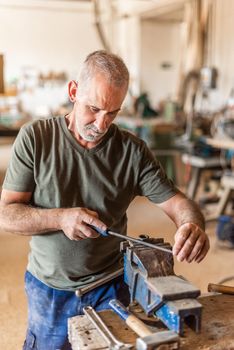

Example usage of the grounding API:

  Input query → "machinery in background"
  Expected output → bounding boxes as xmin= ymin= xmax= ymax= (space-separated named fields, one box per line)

xmin=133 ymin=93 xmax=159 ymax=119
xmin=216 ymin=215 xmax=234 ymax=249
xmin=176 ymin=66 xmax=219 ymax=147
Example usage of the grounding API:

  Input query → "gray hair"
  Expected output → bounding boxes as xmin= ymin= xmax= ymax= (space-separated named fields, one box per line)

xmin=78 ymin=50 xmax=129 ymax=89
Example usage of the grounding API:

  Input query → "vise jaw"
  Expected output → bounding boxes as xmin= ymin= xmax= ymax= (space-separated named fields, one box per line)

xmin=121 ymin=238 xmax=202 ymax=336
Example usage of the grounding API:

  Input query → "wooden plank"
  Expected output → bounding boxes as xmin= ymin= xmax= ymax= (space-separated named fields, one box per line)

xmin=68 ymin=314 xmax=108 ymax=350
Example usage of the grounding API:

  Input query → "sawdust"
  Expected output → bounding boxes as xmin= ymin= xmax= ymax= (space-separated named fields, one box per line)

xmin=208 ymin=342 xmax=234 ymax=350
xmin=205 ymin=320 xmax=230 ymax=340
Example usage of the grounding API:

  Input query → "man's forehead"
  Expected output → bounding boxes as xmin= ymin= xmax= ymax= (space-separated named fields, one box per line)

xmin=87 ymin=86 xmax=126 ymax=104
xmin=89 ymin=73 xmax=127 ymax=90
xmin=77 ymin=75 xmax=127 ymax=109
xmin=86 ymin=97 xmax=121 ymax=112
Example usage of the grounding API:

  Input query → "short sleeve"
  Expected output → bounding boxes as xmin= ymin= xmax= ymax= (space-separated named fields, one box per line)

xmin=136 ymin=143 xmax=179 ymax=203
xmin=3 ymin=125 xmax=35 ymax=192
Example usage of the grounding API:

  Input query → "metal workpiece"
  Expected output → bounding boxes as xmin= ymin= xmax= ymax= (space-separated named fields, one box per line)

xmin=83 ymin=306 xmax=133 ymax=350
xmin=75 ymin=268 xmax=124 ymax=297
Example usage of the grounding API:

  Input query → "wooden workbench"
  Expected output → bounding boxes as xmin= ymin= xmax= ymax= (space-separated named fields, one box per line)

xmin=68 ymin=294 xmax=234 ymax=350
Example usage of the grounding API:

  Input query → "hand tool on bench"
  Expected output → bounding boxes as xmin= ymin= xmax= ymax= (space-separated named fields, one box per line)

xmin=83 ymin=306 xmax=133 ymax=350
xmin=208 ymin=283 xmax=234 ymax=295
xmin=109 ymin=299 xmax=180 ymax=350
xmin=88 ymin=224 xmax=173 ymax=254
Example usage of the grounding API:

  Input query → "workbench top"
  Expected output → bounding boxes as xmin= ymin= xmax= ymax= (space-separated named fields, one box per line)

xmin=68 ymin=294 xmax=234 ymax=350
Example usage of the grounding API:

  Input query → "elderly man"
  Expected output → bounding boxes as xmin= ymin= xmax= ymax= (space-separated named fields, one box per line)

xmin=0 ymin=50 xmax=209 ymax=350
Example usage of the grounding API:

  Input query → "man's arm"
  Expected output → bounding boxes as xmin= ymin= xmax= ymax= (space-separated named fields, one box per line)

xmin=0 ymin=189 xmax=106 ymax=240
xmin=158 ymin=192 xmax=209 ymax=263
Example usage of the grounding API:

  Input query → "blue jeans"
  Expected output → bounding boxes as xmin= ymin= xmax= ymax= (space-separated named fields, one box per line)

xmin=23 ymin=271 xmax=130 ymax=350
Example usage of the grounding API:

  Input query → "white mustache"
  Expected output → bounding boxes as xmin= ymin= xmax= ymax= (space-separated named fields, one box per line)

xmin=85 ymin=125 xmax=106 ymax=135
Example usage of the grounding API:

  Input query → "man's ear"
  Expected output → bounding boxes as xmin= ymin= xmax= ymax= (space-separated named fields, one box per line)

xmin=68 ymin=80 xmax=78 ymax=103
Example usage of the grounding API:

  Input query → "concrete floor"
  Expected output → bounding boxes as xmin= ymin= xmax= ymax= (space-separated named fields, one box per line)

xmin=0 ymin=139 xmax=234 ymax=350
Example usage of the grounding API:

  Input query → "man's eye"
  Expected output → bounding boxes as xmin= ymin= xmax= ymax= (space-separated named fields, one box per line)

xmin=90 ymin=106 xmax=99 ymax=113
xmin=108 ymin=112 xmax=117 ymax=118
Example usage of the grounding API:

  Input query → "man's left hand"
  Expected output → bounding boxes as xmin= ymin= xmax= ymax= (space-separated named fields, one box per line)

xmin=172 ymin=222 xmax=210 ymax=263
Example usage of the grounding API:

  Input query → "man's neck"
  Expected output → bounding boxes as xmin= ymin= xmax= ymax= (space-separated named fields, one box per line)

xmin=65 ymin=114 xmax=100 ymax=149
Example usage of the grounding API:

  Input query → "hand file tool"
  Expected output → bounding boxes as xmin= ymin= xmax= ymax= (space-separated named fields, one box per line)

xmin=88 ymin=224 xmax=173 ymax=254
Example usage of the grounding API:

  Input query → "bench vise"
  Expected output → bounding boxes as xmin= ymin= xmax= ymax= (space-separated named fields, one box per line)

xmin=121 ymin=237 xmax=202 ymax=336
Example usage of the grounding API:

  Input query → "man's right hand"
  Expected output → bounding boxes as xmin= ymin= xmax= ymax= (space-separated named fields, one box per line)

xmin=59 ymin=207 xmax=107 ymax=241
xmin=0 ymin=189 xmax=106 ymax=238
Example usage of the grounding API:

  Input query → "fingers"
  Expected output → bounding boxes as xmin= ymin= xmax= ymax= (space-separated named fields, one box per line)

xmin=186 ymin=234 xmax=205 ymax=262
xmin=60 ymin=207 xmax=107 ymax=241
xmin=78 ymin=222 xmax=100 ymax=239
xmin=172 ymin=223 xmax=193 ymax=257
xmin=173 ymin=223 xmax=209 ymax=263
xmin=195 ymin=238 xmax=210 ymax=263
xmin=81 ymin=209 xmax=107 ymax=234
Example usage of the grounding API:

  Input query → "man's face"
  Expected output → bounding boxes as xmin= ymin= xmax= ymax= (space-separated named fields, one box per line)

xmin=72 ymin=74 xmax=127 ymax=145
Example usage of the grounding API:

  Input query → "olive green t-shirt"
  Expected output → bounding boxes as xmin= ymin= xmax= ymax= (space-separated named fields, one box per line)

xmin=3 ymin=116 xmax=178 ymax=290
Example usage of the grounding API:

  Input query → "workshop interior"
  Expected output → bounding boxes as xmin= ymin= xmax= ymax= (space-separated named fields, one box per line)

xmin=0 ymin=0 xmax=234 ymax=349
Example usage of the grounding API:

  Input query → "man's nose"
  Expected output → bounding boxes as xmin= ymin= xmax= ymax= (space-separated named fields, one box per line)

xmin=94 ymin=114 xmax=108 ymax=131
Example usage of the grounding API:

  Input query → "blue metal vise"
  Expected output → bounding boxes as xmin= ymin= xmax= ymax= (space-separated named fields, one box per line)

xmin=121 ymin=238 xmax=202 ymax=336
